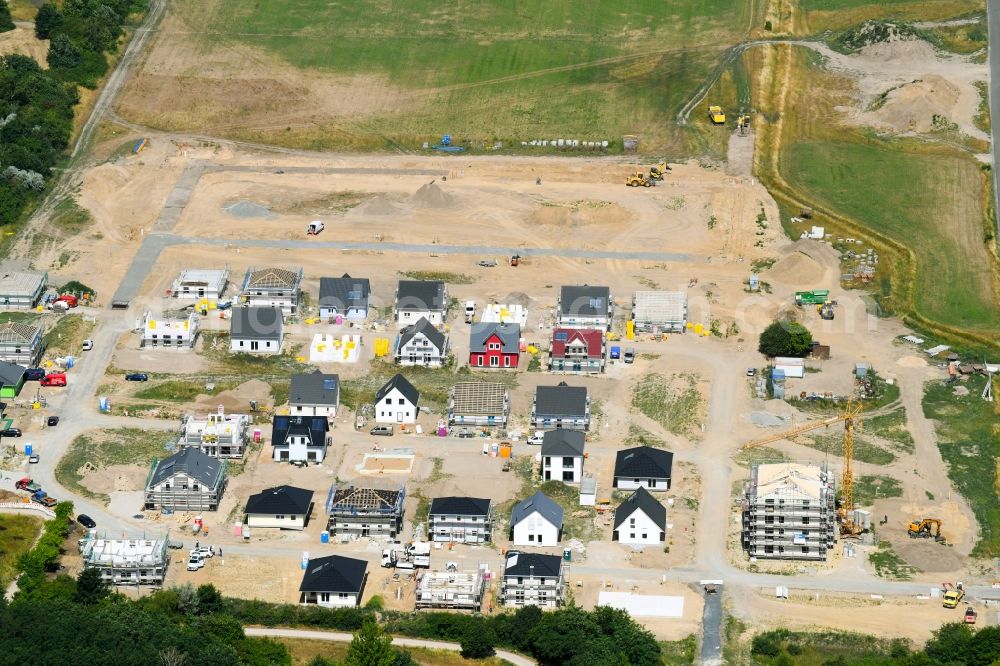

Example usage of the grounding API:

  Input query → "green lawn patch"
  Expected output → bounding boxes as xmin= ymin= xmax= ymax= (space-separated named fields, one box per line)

xmin=43 ymin=314 xmax=95 ymax=357
xmin=861 ymin=408 xmax=914 ymax=452
xmin=659 ymin=635 xmax=697 ymax=665
xmin=853 ymin=475 xmax=903 ymax=506
xmin=923 ymin=375 xmax=1000 ymax=556
xmin=399 ymin=271 xmax=477 ymax=285
xmin=734 ymin=445 xmax=789 ymax=467
xmin=631 ymin=372 xmax=703 ymax=436
xmin=624 ymin=424 xmax=666 ymax=449
xmin=783 ymin=140 xmax=1000 ymax=333
xmin=868 ymin=540 xmax=919 ymax=580
xmin=341 ymin=361 xmax=516 ymax=413
xmin=134 ymin=379 xmax=240 ymax=403
xmin=0 ymin=514 xmax=43 ymax=590
xmin=805 ymin=432 xmax=895 ymax=465
xmin=55 ymin=429 xmax=176 ymax=505
xmin=200 ymin=331 xmax=312 ymax=376
xmin=50 ymin=196 xmax=93 ymax=234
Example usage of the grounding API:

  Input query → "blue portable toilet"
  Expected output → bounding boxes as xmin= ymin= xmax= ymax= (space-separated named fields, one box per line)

xmin=320 ymin=531 xmax=329 ymax=544
xmin=25 ymin=444 xmax=32 ymax=456
xmin=65 ymin=356 xmax=74 ymax=368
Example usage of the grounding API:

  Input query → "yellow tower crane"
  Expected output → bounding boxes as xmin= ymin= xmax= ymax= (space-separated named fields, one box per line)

xmin=742 ymin=397 xmax=865 ymax=537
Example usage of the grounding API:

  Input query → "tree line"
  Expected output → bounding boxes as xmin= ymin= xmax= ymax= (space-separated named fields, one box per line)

xmin=0 ymin=1 xmax=145 ymax=227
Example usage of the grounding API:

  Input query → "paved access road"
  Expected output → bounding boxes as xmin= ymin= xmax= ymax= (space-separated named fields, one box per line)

xmin=243 ymin=627 xmax=537 ymax=666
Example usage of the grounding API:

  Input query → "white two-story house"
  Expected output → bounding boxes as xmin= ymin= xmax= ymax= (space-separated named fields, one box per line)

xmin=394 ymin=317 xmax=448 ymax=367
xmin=540 ymin=430 xmax=585 ymax=484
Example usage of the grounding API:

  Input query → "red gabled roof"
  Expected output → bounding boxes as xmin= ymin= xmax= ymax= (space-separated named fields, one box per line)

xmin=550 ymin=328 xmax=603 ymax=358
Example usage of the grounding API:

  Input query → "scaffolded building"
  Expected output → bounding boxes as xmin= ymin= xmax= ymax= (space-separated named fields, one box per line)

xmin=182 ymin=406 xmax=251 ymax=458
xmin=414 ymin=569 xmax=486 ymax=611
xmin=325 ymin=482 xmax=405 ymax=538
xmin=742 ymin=463 xmax=836 ymax=561
xmin=447 ymin=381 xmax=509 ymax=427
xmin=79 ymin=532 xmax=170 ymax=587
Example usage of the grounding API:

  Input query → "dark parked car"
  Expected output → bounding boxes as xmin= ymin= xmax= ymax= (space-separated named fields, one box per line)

xmin=370 ymin=425 xmax=394 ymax=436
xmin=125 ymin=373 xmax=149 ymax=382
xmin=24 ymin=368 xmax=46 ymax=381
xmin=0 ymin=428 xmax=22 ymax=437
xmin=77 ymin=514 xmax=97 ymax=529
xmin=47 ymin=416 xmax=59 ymax=427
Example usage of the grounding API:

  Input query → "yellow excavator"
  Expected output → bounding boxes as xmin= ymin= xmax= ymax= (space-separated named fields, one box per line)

xmin=625 ymin=172 xmax=653 ymax=187
xmin=908 ymin=518 xmax=945 ymax=542
xmin=649 ymin=161 xmax=671 ymax=181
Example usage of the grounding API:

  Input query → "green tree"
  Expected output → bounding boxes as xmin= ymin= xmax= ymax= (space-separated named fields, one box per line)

xmin=925 ymin=622 xmax=973 ymax=663
xmin=74 ymin=567 xmax=110 ymax=605
xmin=758 ymin=320 xmax=813 ymax=358
xmin=460 ymin=623 xmax=497 ymax=658
xmin=345 ymin=619 xmax=396 ymax=666
xmin=34 ymin=3 xmax=62 ymax=39
xmin=0 ymin=0 xmax=14 ymax=32
xmin=968 ymin=626 xmax=1000 ymax=666
xmin=47 ymin=33 xmax=82 ymax=69
xmin=196 ymin=584 xmax=224 ymax=615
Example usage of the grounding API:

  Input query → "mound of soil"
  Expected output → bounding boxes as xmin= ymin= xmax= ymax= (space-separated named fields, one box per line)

xmin=870 ymin=75 xmax=960 ymax=133
xmin=765 ymin=251 xmax=824 ymax=285
xmin=0 ymin=27 xmax=49 ymax=67
xmin=194 ymin=378 xmax=274 ymax=411
xmin=353 ymin=194 xmax=399 ymax=216
xmin=409 ymin=182 xmax=454 ymax=209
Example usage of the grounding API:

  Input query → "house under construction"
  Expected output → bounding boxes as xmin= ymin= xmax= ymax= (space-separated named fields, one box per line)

xmin=79 ymin=532 xmax=170 ymax=587
xmin=325 ymin=482 xmax=405 ymax=538
xmin=414 ymin=569 xmax=486 ymax=611
xmin=742 ymin=462 xmax=836 ymax=561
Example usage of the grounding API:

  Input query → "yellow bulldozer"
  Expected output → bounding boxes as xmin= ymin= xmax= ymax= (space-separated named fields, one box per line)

xmin=649 ymin=161 xmax=671 ymax=181
xmin=625 ymin=172 xmax=653 ymax=187
xmin=908 ymin=518 xmax=945 ymax=542
xmin=708 ymin=105 xmax=726 ymax=124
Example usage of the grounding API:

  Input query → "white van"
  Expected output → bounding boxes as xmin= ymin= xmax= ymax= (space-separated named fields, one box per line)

xmin=307 ymin=221 xmax=325 ymax=235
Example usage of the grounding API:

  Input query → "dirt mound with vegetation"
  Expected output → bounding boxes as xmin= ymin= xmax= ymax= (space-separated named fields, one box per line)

xmin=837 ymin=20 xmax=921 ymax=52
xmin=868 ymin=75 xmax=961 ymax=133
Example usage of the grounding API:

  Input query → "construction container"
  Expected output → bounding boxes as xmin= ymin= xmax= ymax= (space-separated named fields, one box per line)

xmin=499 ymin=444 xmax=511 ymax=458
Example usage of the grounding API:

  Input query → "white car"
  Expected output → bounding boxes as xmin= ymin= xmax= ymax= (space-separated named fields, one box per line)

xmin=526 ymin=432 xmax=545 ymax=446
xmin=189 ymin=546 xmax=214 ymax=559
xmin=82 ymin=339 xmax=93 ymax=351
xmin=186 ymin=555 xmax=205 ymax=571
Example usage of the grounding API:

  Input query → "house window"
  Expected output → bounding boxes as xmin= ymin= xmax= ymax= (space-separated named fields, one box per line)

xmin=528 ymin=534 xmax=535 ymax=542
xmin=629 ymin=518 xmax=635 ymax=527
xmin=398 ymin=398 xmax=405 ymax=405
xmin=488 ymin=342 xmax=500 ymax=351
xmin=504 ymin=356 xmax=511 ymax=368
xmin=629 ymin=533 xmax=635 ymax=539
xmin=802 ymin=517 xmax=810 ymax=525
xmin=490 ymin=356 xmax=499 ymax=367
xmin=385 ymin=398 xmax=392 ymax=404
xmin=276 ymin=515 xmax=285 ymax=520
xmin=320 ymin=593 xmax=330 ymax=602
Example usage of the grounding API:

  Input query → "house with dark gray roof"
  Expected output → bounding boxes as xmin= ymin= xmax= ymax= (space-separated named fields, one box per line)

xmin=318 ymin=274 xmax=370 ymax=320
xmin=613 ymin=446 xmax=674 ymax=491
xmin=240 ymin=266 xmax=303 ymax=315
xmin=394 ymin=317 xmax=448 ymax=367
xmin=290 ymin=370 xmax=340 ymax=418
xmin=299 ymin=554 xmax=368 ymax=608
xmin=613 ymin=487 xmax=666 ymax=545
xmin=271 ymin=415 xmax=331 ymax=463
xmin=531 ymin=382 xmax=590 ymax=431
xmin=469 ymin=322 xmax=520 ymax=369
xmin=499 ymin=550 xmax=568 ymax=608
xmin=395 ymin=280 xmax=448 ymax=325
xmin=144 ymin=447 xmax=227 ymax=511
xmin=229 ymin=306 xmax=284 ymax=354
xmin=245 ymin=485 xmax=314 ymax=530
xmin=558 ymin=285 xmax=613 ymax=330
xmin=510 ymin=491 xmax=563 ymax=547
xmin=374 ymin=373 xmax=419 ymax=424
xmin=0 ymin=268 xmax=46 ymax=310
xmin=0 ymin=361 xmax=25 ymax=399
xmin=428 ymin=496 xmax=493 ymax=543
xmin=540 ymin=430 xmax=585 ymax=484
xmin=0 ymin=320 xmax=44 ymax=366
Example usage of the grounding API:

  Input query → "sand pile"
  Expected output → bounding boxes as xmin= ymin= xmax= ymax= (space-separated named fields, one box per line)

xmin=409 ymin=181 xmax=454 ymax=209
xmin=765 ymin=251 xmax=824 ymax=285
xmin=224 ymin=200 xmax=274 ymax=219
xmin=896 ymin=355 xmax=927 ymax=368
xmin=870 ymin=75 xmax=961 ymax=133
xmin=353 ymin=194 xmax=399 ymax=216
xmin=858 ymin=39 xmax=937 ymax=65
xmin=195 ymin=378 xmax=274 ymax=411
xmin=82 ymin=164 xmax=130 ymax=195
xmin=0 ymin=27 xmax=49 ymax=67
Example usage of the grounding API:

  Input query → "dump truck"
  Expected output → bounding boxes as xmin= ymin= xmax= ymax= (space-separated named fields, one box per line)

xmin=708 ymin=105 xmax=726 ymax=124
xmin=942 ymin=585 xmax=965 ymax=609
xmin=794 ymin=290 xmax=830 ymax=306
xmin=16 ymin=478 xmax=42 ymax=494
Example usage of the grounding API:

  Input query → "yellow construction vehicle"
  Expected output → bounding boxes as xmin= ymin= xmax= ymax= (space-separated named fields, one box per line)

xmin=625 ymin=172 xmax=653 ymax=187
xmin=908 ymin=518 xmax=945 ymax=542
xmin=942 ymin=583 xmax=965 ymax=608
xmin=818 ymin=301 xmax=835 ymax=320
xmin=649 ymin=161 xmax=671 ymax=180
xmin=708 ymin=105 xmax=726 ymax=124
xmin=741 ymin=397 xmax=865 ymax=537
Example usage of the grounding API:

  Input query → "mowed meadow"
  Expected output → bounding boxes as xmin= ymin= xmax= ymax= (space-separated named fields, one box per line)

xmin=118 ymin=0 xmax=759 ymax=153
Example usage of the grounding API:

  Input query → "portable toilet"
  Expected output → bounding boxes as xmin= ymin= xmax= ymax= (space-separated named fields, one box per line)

xmin=301 ymin=551 xmax=309 ymax=570
xmin=24 ymin=444 xmax=32 ymax=456
xmin=563 ymin=548 xmax=572 ymax=562
xmin=321 ymin=531 xmax=330 ymax=544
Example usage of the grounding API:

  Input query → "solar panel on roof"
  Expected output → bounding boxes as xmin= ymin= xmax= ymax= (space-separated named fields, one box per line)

xmin=323 ymin=379 xmax=335 ymax=390
xmin=555 ymin=332 xmax=568 ymax=341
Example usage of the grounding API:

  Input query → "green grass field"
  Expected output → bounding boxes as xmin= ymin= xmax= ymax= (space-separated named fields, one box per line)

xmin=0 ymin=514 xmax=42 ymax=590
xmin=783 ymin=140 xmax=1000 ymax=333
xmin=923 ymin=375 xmax=1000 ymax=556
xmin=55 ymin=429 xmax=176 ymax=505
xmin=147 ymin=0 xmax=759 ymax=153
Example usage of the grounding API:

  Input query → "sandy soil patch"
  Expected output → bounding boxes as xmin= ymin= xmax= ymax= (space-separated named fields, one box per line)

xmin=871 ymin=497 xmax=972 ymax=573
xmin=80 ymin=464 xmax=149 ymax=495
xmin=0 ymin=26 xmax=48 ymax=66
